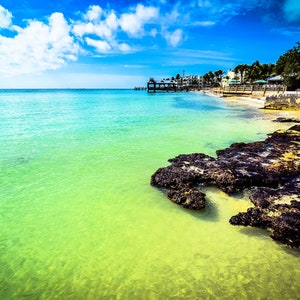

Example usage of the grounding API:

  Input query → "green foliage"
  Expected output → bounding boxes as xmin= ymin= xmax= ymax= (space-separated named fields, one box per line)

xmin=276 ymin=42 xmax=300 ymax=89
xmin=204 ymin=42 xmax=299 ymax=89
xmin=203 ymin=70 xmax=224 ymax=85
xmin=233 ymin=64 xmax=249 ymax=83
xmin=233 ymin=62 xmax=275 ymax=83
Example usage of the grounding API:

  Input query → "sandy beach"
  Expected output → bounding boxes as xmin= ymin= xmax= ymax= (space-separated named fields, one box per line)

xmin=202 ymin=90 xmax=300 ymax=119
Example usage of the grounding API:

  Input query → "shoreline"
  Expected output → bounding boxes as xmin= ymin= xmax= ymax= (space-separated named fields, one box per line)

xmin=201 ymin=89 xmax=300 ymax=119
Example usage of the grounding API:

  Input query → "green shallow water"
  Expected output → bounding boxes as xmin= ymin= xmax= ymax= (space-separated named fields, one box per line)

xmin=0 ymin=89 xmax=299 ymax=299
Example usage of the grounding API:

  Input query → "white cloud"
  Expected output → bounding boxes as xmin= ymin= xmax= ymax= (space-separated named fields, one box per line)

xmin=119 ymin=13 xmax=140 ymax=36
xmin=72 ymin=6 xmax=118 ymax=40
xmin=85 ymin=37 xmax=112 ymax=53
xmin=0 ymin=5 xmax=12 ymax=28
xmin=85 ymin=5 xmax=103 ymax=21
xmin=72 ymin=22 xmax=95 ymax=37
xmin=0 ymin=12 xmax=79 ymax=76
xmin=118 ymin=43 xmax=132 ymax=52
xmin=119 ymin=4 xmax=159 ymax=37
xmin=164 ymin=29 xmax=183 ymax=47
xmin=106 ymin=11 xmax=119 ymax=31
xmin=73 ymin=4 xmax=159 ymax=54
xmin=0 ymin=2 xmax=189 ymax=79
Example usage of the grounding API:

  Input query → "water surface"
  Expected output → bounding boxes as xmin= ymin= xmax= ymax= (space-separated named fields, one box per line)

xmin=0 ymin=89 xmax=299 ymax=299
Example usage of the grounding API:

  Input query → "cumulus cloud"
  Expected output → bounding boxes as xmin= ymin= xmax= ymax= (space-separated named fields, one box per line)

xmin=0 ymin=5 xmax=12 ymax=28
xmin=119 ymin=4 xmax=159 ymax=37
xmin=0 ymin=3 xmax=187 ymax=77
xmin=0 ymin=12 xmax=79 ymax=76
xmin=73 ymin=4 xmax=160 ymax=53
xmin=72 ymin=5 xmax=118 ymax=40
xmin=85 ymin=5 xmax=103 ymax=22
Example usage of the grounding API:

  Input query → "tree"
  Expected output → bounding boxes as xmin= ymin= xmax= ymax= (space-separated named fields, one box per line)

xmin=276 ymin=42 xmax=300 ymax=89
xmin=245 ymin=61 xmax=262 ymax=83
xmin=214 ymin=70 xmax=224 ymax=83
xmin=260 ymin=63 xmax=276 ymax=79
xmin=203 ymin=73 xmax=210 ymax=86
xmin=234 ymin=64 xmax=249 ymax=84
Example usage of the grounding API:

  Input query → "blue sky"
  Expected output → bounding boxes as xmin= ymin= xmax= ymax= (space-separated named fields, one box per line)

xmin=0 ymin=0 xmax=299 ymax=88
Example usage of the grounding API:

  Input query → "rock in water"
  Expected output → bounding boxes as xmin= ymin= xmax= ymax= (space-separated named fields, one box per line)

xmin=230 ymin=176 xmax=300 ymax=247
xmin=151 ymin=125 xmax=300 ymax=247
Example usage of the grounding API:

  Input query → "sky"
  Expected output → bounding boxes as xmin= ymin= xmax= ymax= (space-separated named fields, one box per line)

xmin=0 ymin=0 xmax=299 ymax=88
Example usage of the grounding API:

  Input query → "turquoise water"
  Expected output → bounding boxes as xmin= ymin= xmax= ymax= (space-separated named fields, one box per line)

xmin=0 ymin=89 xmax=299 ymax=299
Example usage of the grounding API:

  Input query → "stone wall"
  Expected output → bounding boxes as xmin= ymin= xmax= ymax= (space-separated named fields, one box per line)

xmin=264 ymin=93 xmax=300 ymax=110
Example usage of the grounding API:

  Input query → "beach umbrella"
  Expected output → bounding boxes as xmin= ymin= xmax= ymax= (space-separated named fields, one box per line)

xmin=228 ymin=79 xmax=240 ymax=84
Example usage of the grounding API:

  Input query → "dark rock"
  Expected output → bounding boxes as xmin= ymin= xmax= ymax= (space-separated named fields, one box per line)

xmin=230 ymin=176 xmax=300 ymax=247
xmin=167 ymin=186 xmax=206 ymax=209
xmin=151 ymin=126 xmax=300 ymax=247
xmin=229 ymin=207 xmax=272 ymax=228
xmin=271 ymin=211 xmax=300 ymax=247
xmin=273 ymin=117 xmax=300 ymax=123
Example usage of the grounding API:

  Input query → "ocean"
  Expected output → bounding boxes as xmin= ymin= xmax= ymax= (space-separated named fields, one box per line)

xmin=0 ymin=89 xmax=299 ymax=299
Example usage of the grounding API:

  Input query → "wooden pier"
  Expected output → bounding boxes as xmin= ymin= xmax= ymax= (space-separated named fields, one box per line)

xmin=134 ymin=86 xmax=147 ymax=91
xmin=147 ymin=78 xmax=193 ymax=93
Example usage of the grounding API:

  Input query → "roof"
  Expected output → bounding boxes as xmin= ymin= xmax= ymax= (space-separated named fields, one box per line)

xmin=267 ymin=75 xmax=283 ymax=81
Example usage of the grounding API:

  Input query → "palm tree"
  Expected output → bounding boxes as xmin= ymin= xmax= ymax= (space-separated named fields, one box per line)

xmin=214 ymin=70 xmax=224 ymax=84
xmin=234 ymin=64 xmax=249 ymax=84
xmin=245 ymin=61 xmax=262 ymax=83
xmin=203 ymin=71 xmax=214 ymax=86
xmin=260 ymin=63 xmax=276 ymax=79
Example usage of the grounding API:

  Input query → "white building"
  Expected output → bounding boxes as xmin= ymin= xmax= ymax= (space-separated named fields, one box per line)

xmin=221 ymin=70 xmax=241 ymax=87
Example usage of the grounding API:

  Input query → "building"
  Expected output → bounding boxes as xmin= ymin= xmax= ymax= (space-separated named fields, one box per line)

xmin=221 ymin=70 xmax=241 ymax=87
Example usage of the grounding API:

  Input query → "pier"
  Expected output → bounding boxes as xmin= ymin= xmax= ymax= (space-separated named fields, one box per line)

xmin=147 ymin=78 xmax=194 ymax=93
xmin=134 ymin=86 xmax=147 ymax=91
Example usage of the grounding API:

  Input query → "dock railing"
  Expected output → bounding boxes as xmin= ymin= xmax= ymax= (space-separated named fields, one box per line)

xmin=212 ymin=85 xmax=286 ymax=97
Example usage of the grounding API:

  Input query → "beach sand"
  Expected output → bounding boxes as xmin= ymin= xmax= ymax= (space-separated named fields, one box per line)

xmin=202 ymin=90 xmax=300 ymax=119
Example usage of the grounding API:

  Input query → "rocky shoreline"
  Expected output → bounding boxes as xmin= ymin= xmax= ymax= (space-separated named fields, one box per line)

xmin=151 ymin=125 xmax=300 ymax=247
